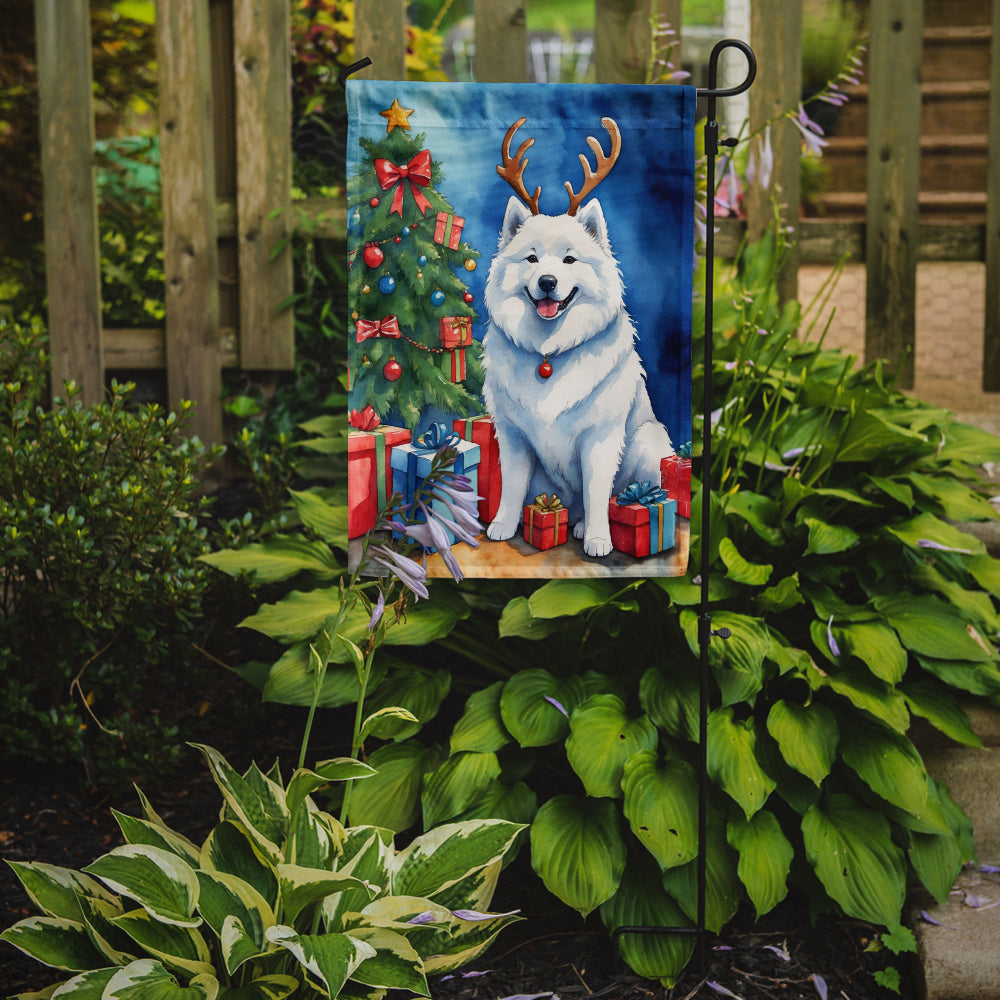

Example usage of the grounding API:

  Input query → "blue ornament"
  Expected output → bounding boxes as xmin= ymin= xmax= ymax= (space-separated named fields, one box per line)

xmin=417 ymin=254 xmax=427 ymax=266
xmin=402 ymin=226 xmax=410 ymax=236
xmin=378 ymin=274 xmax=396 ymax=295
xmin=430 ymin=289 xmax=445 ymax=307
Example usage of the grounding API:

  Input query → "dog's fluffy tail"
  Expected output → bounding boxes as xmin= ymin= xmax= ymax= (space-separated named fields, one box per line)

xmin=615 ymin=420 xmax=674 ymax=492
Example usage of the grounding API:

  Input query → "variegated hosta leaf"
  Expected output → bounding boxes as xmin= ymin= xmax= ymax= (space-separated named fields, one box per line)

xmin=110 ymin=908 xmax=214 ymax=979
xmin=621 ymin=751 xmax=699 ymax=871
xmin=112 ymin=811 xmax=202 ymax=868
xmin=765 ymin=700 xmax=838 ymax=786
xmin=706 ymin=707 xmax=776 ymax=819
xmin=83 ymin=846 xmax=200 ymax=928
xmin=0 ymin=916 xmax=107 ymax=971
xmin=661 ymin=811 xmax=742 ymax=934
xmin=599 ymin=853 xmax=694 ymax=987
xmin=424 ymin=859 xmax=501 ymax=916
xmin=565 ymin=695 xmax=658 ymax=799
xmin=421 ymin=751 xmax=502 ymax=829
xmin=102 ymin=958 xmax=218 ymax=999
xmin=285 ymin=760 xmax=375 ymax=824
xmin=276 ymin=865 xmax=375 ymax=925
xmin=344 ymin=926 xmax=429 ymax=995
xmin=214 ymin=974 xmax=299 ymax=1000
xmin=77 ymin=894 xmax=136 ymax=966
xmin=323 ymin=829 xmax=393 ymax=931
xmin=391 ymin=820 xmax=524 ymax=901
xmin=802 ymin=793 xmax=906 ymax=926
xmin=450 ymin=681 xmax=511 ymax=754
xmin=499 ymin=669 xmax=585 ymax=747
xmin=195 ymin=871 xmax=274 ymax=974
xmin=727 ymin=810 xmax=793 ymax=917
xmin=529 ymin=795 xmax=626 ymax=917
xmin=347 ymin=740 xmax=442 ymax=833
xmin=265 ymin=926 xmax=376 ymax=998
xmin=190 ymin=745 xmax=288 ymax=863
xmin=422 ymin=907 xmax=522 ymax=975
xmin=4 ymin=861 xmax=118 ymax=922
xmin=288 ymin=802 xmax=343 ymax=870
xmin=838 ymin=718 xmax=929 ymax=817
xmin=200 ymin=822 xmax=278 ymax=910
xmin=46 ymin=966 xmax=118 ymax=997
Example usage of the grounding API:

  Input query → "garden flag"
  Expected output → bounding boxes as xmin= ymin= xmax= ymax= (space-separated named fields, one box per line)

xmin=347 ymin=80 xmax=695 ymax=578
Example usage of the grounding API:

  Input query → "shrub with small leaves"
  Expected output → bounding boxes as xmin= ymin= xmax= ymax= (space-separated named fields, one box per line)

xmin=0 ymin=318 xmax=220 ymax=782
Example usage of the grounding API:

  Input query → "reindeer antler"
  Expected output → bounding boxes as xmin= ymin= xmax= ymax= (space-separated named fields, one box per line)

xmin=565 ymin=117 xmax=622 ymax=216
xmin=497 ymin=117 xmax=541 ymax=215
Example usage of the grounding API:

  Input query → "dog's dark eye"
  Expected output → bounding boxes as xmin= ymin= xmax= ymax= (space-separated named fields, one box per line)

xmin=526 ymin=254 xmax=538 ymax=263
xmin=563 ymin=256 xmax=576 ymax=264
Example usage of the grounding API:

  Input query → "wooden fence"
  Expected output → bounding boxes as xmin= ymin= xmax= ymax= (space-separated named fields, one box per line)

xmin=33 ymin=0 xmax=1000 ymax=445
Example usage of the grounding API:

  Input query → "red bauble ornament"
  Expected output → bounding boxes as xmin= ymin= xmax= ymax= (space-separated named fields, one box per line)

xmin=393 ymin=235 xmax=402 ymax=244
xmin=362 ymin=243 xmax=384 ymax=268
xmin=383 ymin=356 xmax=402 ymax=381
xmin=463 ymin=291 xmax=474 ymax=304
xmin=370 ymin=197 xmax=380 ymax=207
xmin=539 ymin=359 xmax=553 ymax=379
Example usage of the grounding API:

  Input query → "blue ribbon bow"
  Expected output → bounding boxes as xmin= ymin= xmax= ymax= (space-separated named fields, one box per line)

xmin=414 ymin=421 xmax=461 ymax=453
xmin=617 ymin=481 xmax=668 ymax=506
xmin=676 ymin=441 xmax=692 ymax=459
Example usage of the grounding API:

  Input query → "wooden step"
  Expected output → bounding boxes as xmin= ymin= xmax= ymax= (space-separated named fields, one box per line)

xmin=813 ymin=190 xmax=987 ymax=222
xmin=922 ymin=25 xmax=993 ymax=83
xmin=822 ymin=134 xmax=989 ymax=193
xmin=832 ymin=80 xmax=991 ymax=138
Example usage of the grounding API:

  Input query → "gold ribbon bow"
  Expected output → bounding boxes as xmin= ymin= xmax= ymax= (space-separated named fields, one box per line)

xmin=532 ymin=493 xmax=563 ymax=512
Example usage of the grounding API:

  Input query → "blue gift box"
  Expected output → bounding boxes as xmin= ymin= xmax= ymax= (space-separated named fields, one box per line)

xmin=389 ymin=425 xmax=481 ymax=550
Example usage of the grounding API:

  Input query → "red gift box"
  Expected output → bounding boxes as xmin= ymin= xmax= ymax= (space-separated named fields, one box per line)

xmin=453 ymin=416 xmax=501 ymax=523
xmin=442 ymin=348 xmax=466 ymax=382
xmin=660 ymin=454 xmax=692 ymax=518
xmin=522 ymin=494 xmax=569 ymax=550
xmin=609 ymin=488 xmax=676 ymax=558
xmin=348 ymin=418 xmax=410 ymax=538
xmin=434 ymin=211 xmax=465 ymax=249
xmin=439 ymin=316 xmax=473 ymax=349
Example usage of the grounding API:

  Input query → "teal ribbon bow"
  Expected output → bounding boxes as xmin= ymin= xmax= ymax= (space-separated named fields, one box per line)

xmin=617 ymin=481 xmax=668 ymax=506
xmin=676 ymin=441 xmax=692 ymax=459
xmin=414 ymin=421 xmax=461 ymax=453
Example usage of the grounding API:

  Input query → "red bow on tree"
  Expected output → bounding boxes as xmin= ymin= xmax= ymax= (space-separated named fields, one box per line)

xmin=355 ymin=315 xmax=402 ymax=343
xmin=374 ymin=150 xmax=432 ymax=216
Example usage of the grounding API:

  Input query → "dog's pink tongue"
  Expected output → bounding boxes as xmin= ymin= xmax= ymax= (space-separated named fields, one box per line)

xmin=536 ymin=298 xmax=560 ymax=319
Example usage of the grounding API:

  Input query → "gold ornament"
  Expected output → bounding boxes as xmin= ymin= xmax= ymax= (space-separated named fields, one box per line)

xmin=464 ymin=258 xmax=477 ymax=271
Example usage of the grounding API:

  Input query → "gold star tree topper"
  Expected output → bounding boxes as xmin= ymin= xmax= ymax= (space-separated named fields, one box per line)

xmin=380 ymin=98 xmax=414 ymax=133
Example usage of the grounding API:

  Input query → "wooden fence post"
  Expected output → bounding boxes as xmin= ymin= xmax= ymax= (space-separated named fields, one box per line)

xmin=157 ymin=0 xmax=223 ymax=445
xmin=594 ymin=0 xmax=654 ymax=84
xmin=474 ymin=0 xmax=527 ymax=82
xmin=354 ymin=0 xmax=407 ymax=80
xmin=233 ymin=0 xmax=294 ymax=370
xmin=864 ymin=0 xmax=923 ymax=389
xmin=34 ymin=0 xmax=104 ymax=405
xmin=983 ymin=0 xmax=1000 ymax=390
xmin=746 ymin=0 xmax=801 ymax=305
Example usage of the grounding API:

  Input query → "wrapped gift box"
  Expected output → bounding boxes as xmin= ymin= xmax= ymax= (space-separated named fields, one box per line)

xmin=442 ymin=347 xmax=466 ymax=382
xmin=439 ymin=316 xmax=474 ymax=349
xmin=609 ymin=482 xmax=677 ymax=558
xmin=453 ymin=416 xmax=502 ymax=524
xmin=434 ymin=211 xmax=465 ymax=249
xmin=390 ymin=423 xmax=481 ymax=549
xmin=347 ymin=413 xmax=410 ymax=538
xmin=522 ymin=494 xmax=569 ymax=551
xmin=661 ymin=451 xmax=692 ymax=519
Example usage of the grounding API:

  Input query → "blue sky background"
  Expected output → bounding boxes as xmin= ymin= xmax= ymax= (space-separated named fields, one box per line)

xmin=347 ymin=80 xmax=696 ymax=446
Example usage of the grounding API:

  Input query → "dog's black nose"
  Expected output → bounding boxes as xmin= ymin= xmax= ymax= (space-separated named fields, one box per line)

xmin=538 ymin=274 xmax=557 ymax=295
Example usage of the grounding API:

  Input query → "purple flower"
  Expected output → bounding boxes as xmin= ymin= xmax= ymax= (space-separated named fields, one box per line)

xmin=369 ymin=544 xmax=429 ymax=600
xmin=397 ymin=505 xmax=466 ymax=582
xmin=367 ymin=590 xmax=385 ymax=631
xmin=763 ymin=944 xmax=790 ymax=961
xmin=812 ymin=974 xmax=828 ymax=1000
xmin=827 ymin=615 xmax=841 ymax=658
xmin=790 ymin=104 xmax=829 ymax=156
xmin=747 ymin=125 xmax=774 ymax=191
xmin=407 ymin=911 xmax=438 ymax=925
xmin=451 ymin=908 xmax=520 ymax=921
xmin=428 ymin=494 xmax=483 ymax=544
xmin=917 ymin=538 xmax=973 ymax=554
xmin=544 ymin=695 xmax=569 ymax=718
xmin=706 ymin=983 xmax=742 ymax=999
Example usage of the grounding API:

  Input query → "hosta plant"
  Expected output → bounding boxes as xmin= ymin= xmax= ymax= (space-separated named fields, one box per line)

xmin=1 ymin=744 xmax=523 ymax=999
xmin=340 ymin=233 xmax=1000 ymax=984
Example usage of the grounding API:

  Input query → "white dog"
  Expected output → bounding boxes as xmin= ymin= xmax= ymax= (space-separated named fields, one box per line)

xmin=482 ymin=187 xmax=674 ymax=558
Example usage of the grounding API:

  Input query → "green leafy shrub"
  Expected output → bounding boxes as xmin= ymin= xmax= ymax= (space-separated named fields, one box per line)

xmin=208 ymin=233 xmax=1000 ymax=986
xmin=1 ymin=743 xmax=524 ymax=998
xmin=0 ymin=318 xmax=220 ymax=782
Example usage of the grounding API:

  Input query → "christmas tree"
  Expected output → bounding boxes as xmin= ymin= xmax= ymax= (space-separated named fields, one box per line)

xmin=347 ymin=98 xmax=485 ymax=430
